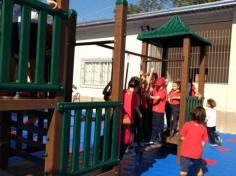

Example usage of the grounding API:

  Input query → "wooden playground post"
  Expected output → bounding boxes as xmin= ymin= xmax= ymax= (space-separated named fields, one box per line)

xmin=111 ymin=0 xmax=127 ymax=102
xmin=44 ymin=0 xmax=72 ymax=174
xmin=198 ymin=46 xmax=207 ymax=96
xmin=0 ymin=112 xmax=10 ymax=169
xmin=111 ymin=0 xmax=127 ymax=175
xmin=161 ymin=47 xmax=168 ymax=77
xmin=177 ymin=37 xmax=191 ymax=162
xmin=141 ymin=41 xmax=148 ymax=73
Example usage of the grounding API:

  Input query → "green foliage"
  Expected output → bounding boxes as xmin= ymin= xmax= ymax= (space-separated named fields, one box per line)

xmin=138 ymin=0 xmax=161 ymax=12
xmin=127 ymin=3 xmax=141 ymax=14
xmin=172 ymin=0 xmax=221 ymax=7
xmin=127 ymin=0 xmax=221 ymax=14
xmin=127 ymin=0 xmax=168 ymax=14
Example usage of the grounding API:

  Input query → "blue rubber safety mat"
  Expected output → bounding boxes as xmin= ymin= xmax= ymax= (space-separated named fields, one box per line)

xmin=122 ymin=133 xmax=236 ymax=176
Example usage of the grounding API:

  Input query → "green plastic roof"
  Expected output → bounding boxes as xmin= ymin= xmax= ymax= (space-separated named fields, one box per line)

xmin=137 ymin=16 xmax=211 ymax=47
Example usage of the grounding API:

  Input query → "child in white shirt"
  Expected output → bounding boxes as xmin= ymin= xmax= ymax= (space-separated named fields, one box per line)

xmin=205 ymin=98 xmax=218 ymax=146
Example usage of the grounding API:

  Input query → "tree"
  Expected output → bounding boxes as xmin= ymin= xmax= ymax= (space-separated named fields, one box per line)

xmin=127 ymin=0 xmax=221 ymax=14
xmin=138 ymin=0 xmax=161 ymax=12
xmin=172 ymin=0 xmax=221 ymax=7
xmin=127 ymin=0 xmax=168 ymax=14
xmin=127 ymin=4 xmax=141 ymax=14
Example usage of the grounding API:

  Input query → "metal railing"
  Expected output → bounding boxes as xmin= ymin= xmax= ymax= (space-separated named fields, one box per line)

xmin=0 ymin=0 xmax=76 ymax=92
xmin=185 ymin=96 xmax=204 ymax=121
xmin=57 ymin=101 xmax=122 ymax=175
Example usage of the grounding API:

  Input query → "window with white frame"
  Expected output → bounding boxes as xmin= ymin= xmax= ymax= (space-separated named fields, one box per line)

xmin=80 ymin=59 xmax=112 ymax=88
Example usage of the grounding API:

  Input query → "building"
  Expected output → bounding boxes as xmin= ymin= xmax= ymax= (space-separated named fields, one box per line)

xmin=74 ymin=0 xmax=236 ymax=133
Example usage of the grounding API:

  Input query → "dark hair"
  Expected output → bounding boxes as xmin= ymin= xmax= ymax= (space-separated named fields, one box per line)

xmin=207 ymin=98 xmax=216 ymax=108
xmin=128 ymin=76 xmax=140 ymax=89
xmin=190 ymin=106 xmax=206 ymax=124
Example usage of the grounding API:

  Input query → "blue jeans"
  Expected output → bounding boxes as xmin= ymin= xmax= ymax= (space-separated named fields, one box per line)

xmin=150 ymin=112 xmax=164 ymax=143
xmin=169 ymin=104 xmax=180 ymax=131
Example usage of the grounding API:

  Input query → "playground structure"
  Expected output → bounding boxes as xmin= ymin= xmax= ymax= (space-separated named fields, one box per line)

xmin=0 ymin=0 xmax=210 ymax=175
xmin=137 ymin=15 xmax=210 ymax=146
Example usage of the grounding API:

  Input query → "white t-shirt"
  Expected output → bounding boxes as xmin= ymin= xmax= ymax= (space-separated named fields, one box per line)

xmin=13 ymin=0 xmax=47 ymax=23
xmin=206 ymin=108 xmax=216 ymax=127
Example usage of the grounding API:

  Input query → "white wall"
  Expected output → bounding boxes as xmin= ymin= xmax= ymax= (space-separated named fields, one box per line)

xmin=73 ymin=38 xmax=113 ymax=98
xmin=227 ymin=8 xmax=236 ymax=113
xmin=73 ymin=34 xmax=142 ymax=98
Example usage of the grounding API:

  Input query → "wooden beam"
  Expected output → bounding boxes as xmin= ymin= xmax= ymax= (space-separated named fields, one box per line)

xmin=75 ymin=40 xmax=114 ymax=46
xmin=44 ymin=1 xmax=68 ymax=174
xmin=0 ymin=99 xmax=57 ymax=111
xmin=98 ymin=44 xmax=162 ymax=62
xmin=44 ymin=97 xmax=63 ymax=174
xmin=0 ymin=112 xmax=10 ymax=169
xmin=140 ymin=42 xmax=148 ymax=73
xmin=98 ymin=44 xmax=183 ymax=63
xmin=198 ymin=46 xmax=207 ymax=96
xmin=161 ymin=47 xmax=168 ymax=77
xmin=63 ymin=11 xmax=77 ymax=102
xmin=56 ymin=0 xmax=69 ymax=9
xmin=111 ymin=2 xmax=127 ymax=101
xmin=178 ymin=37 xmax=191 ymax=161
xmin=111 ymin=1 xmax=127 ymax=175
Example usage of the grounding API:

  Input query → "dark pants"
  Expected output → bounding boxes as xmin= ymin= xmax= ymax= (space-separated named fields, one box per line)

xmin=165 ymin=102 xmax=171 ymax=130
xmin=141 ymin=107 xmax=152 ymax=142
xmin=207 ymin=126 xmax=217 ymax=144
xmin=180 ymin=156 xmax=202 ymax=174
xmin=133 ymin=111 xmax=143 ymax=145
xmin=150 ymin=112 xmax=164 ymax=143
xmin=169 ymin=104 xmax=180 ymax=131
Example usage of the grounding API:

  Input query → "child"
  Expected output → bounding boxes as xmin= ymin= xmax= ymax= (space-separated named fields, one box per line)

xmin=146 ymin=77 xmax=167 ymax=150
xmin=120 ymin=77 xmax=142 ymax=159
xmin=205 ymin=98 xmax=220 ymax=146
xmin=167 ymin=80 xmax=181 ymax=136
xmin=179 ymin=106 xmax=208 ymax=176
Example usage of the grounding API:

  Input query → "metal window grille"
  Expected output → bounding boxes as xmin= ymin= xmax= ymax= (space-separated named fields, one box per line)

xmin=80 ymin=59 xmax=112 ymax=88
xmin=148 ymin=22 xmax=231 ymax=84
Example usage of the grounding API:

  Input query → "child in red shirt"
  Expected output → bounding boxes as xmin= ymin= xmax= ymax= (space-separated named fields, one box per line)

xmin=120 ymin=78 xmax=142 ymax=158
xmin=179 ymin=106 xmax=208 ymax=176
xmin=167 ymin=80 xmax=181 ymax=136
xmin=146 ymin=77 xmax=167 ymax=150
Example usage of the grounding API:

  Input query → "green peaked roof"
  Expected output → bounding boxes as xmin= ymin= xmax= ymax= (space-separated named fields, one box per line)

xmin=137 ymin=16 xmax=211 ymax=47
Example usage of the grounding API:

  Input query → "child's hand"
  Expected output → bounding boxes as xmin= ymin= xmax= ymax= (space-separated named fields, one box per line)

xmin=48 ymin=0 xmax=60 ymax=9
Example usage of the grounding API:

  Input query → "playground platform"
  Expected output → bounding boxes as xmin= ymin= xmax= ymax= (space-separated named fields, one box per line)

xmin=123 ymin=133 xmax=236 ymax=176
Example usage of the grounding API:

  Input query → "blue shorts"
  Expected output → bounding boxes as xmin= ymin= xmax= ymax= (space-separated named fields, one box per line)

xmin=180 ymin=156 xmax=202 ymax=173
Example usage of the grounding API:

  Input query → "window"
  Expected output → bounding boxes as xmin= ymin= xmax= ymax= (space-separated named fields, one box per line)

xmin=80 ymin=59 xmax=112 ymax=88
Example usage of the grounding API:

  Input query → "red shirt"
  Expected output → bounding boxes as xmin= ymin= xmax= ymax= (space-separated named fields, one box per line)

xmin=180 ymin=121 xmax=208 ymax=159
xmin=168 ymin=90 xmax=180 ymax=105
xmin=152 ymin=88 xmax=167 ymax=113
xmin=189 ymin=85 xmax=196 ymax=96
xmin=123 ymin=90 xmax=139 ymax=121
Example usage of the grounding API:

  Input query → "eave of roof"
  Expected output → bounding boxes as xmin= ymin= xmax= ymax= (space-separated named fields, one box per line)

xmin=77 ymin=0 xmax=236 ymax=28
xmin=137 ymin=15 xmax=211 ymax=47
